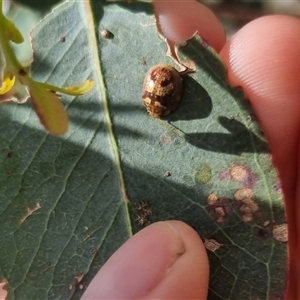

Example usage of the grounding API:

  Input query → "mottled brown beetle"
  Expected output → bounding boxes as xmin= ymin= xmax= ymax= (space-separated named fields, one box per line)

xmin=142 ymin=64 xmax=183 ymax=118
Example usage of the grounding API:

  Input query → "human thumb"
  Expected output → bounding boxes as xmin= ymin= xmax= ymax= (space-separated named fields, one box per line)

xmin=81 ymin=221 xmax=209 ymax=299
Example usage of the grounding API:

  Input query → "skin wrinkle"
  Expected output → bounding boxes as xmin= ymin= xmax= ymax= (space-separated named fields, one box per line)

xmin=145 ymin=222 xmax=187 ymax=294
xmin=144 ymin=221 xmax=209 ymax=299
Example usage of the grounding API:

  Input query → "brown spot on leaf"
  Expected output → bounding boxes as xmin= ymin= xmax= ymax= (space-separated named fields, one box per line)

xmin=135 ymin=201 xmax=153 ymax=227
xmin=207 ymin=193 xmax=218 ymax=205
xmin=207 ymin=193 xmax=232 ymax=223
xmin=20 ymin=202 xmax=41 ymax=223
xmin=229 ymin=164 xmax=257 ymax=188
xmin=204 ymin=238 xmax=223 ymax=253
xmin=215 ymin=207 xmax=226 ymax=223
xmin=230 ymin=164 xmax=247 ymax=181
xmin=234 ymin=188 xmax=254 ymax=201
xmin=273 ymin=223 xmax=288 ymax=242
xmin=234 ymin=188 xmax=258 ymax=222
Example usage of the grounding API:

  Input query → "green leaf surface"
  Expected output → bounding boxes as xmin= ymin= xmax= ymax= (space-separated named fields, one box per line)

xmin=0 ymin=1 xmax=287 ymax=299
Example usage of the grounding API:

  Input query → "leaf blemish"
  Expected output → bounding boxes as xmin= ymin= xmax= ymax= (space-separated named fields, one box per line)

xmin=229 ymin=164 xmax=257 ymax=188
xmin=204 ymin=238 xmax=224 ymax=253
xmin=273 ymin=223 xmax=288 ymax=243
xmin=194 ymin=164 xmax=212 ymax=184
xmin=164 ymin=171 xmax=171 ymax=177
xmin=134 ymin=201 xmax=153 ymax=227
xmin=234 ymin=188 xmax=258 ymax=223
xmin=20 ymin=202 xmax=41 ymax=223
xmin=207 ymin=193 xmax=232 ymax=224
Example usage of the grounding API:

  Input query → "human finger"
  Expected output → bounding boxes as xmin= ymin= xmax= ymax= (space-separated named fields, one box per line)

xmin=81 ymin=221 xmax=209 ymax=299
xmin=219 ymin=15 xmax=300 ymax=299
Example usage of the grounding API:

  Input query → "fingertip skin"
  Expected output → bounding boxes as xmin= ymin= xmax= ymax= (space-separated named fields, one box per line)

xmin=81 ymin=221 xmax=209 ymax=299
xmin=145 ymin=221 xmax=209 ymax=299
xmin=154 ymin=0 xmax=226 ymax=52
xmin=220 ymin=15 xmax=300 ymax=299
xmin=0 ymin=282 xmax=7 ymax=300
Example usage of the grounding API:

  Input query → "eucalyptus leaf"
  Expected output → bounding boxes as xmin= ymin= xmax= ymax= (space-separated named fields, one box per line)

xmin=0 ymin=1 xmax=287 ymax=299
